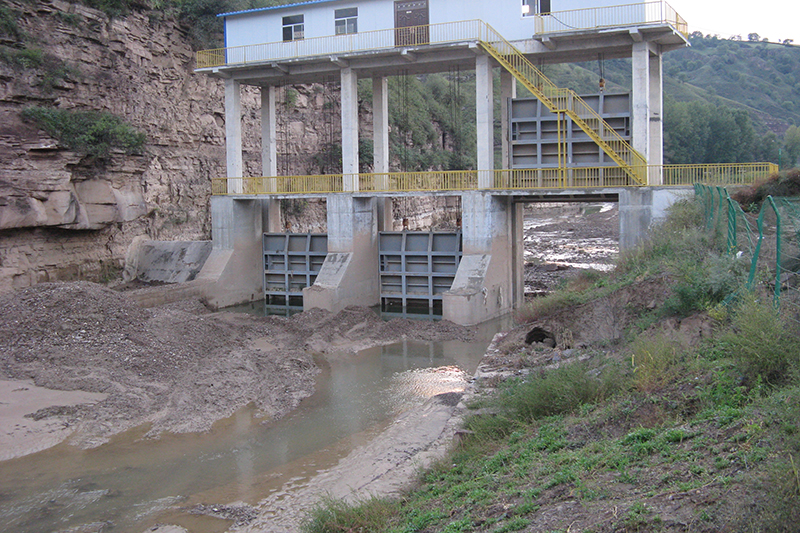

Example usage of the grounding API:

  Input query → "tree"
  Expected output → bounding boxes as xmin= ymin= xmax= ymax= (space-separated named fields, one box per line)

xmin=784 ymin=125 xmax=800 ymax=168
xmin=664 ymin=99 xmax=758 ymax=165
xmin=748 ymin=33 xmax=760 ymax=42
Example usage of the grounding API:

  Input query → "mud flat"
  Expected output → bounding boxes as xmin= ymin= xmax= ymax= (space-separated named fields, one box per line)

xmin=0 ymin=282 xmax=475 ymax=460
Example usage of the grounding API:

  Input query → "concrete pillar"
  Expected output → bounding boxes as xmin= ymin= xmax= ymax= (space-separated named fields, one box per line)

xmin=341 ymin=67 xmax=359 ymax=191
xmin=261 ymin=85 xmax=278 ymax=192
xmin=373 ymin=77 xmax=389 ymax=177
xmin=649 ymin=48 xmax=664 ymax=184
xmin=618 ymin=187 xmax=690 ymax=249
xmin=631 ymin=41 xmax=650 ymax=167
xmin=476 ymin=54 xmax=494 ymax=188
xmin=225 ymin=78 xmax=243 ymax=194
xmin=303 ymin=195 xmax=380 ymax=312
xmin=500 ymin=70 xmax=517 ymax=171
xmin=263 ymin=198 xmax=282 ymax=233
xmin=198 ymin=197 xmax=278 ymax=308
xmin=443 ymin=192 xmax=515 ymax=325
xmin=373 ymin=76 xmax=393 ymax=230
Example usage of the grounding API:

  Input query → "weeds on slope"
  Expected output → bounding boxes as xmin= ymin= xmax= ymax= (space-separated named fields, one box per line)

xmin=301 ymin=197 xmax=800 ymax=533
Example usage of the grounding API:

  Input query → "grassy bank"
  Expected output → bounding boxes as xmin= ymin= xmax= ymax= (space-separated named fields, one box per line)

xmin=301 ymin=195 xmax=800 ymax=533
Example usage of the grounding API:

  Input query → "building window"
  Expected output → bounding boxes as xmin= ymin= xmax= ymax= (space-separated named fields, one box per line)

xmin=335 ymin=8 xmax=358 ymax=35
xmin=522 ymin=0 xmax=551 ymax=16
xmin=282 ymin=14 xmax=304 ymax=41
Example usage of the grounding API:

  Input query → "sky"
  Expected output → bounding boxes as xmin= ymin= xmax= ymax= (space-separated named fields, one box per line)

xmin=669 ymin=0 xmax=800 ymax=44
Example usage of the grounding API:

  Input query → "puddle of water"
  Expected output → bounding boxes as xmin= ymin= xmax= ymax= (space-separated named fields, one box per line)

xmin=0 ymin=318 xmax=508 ymax=533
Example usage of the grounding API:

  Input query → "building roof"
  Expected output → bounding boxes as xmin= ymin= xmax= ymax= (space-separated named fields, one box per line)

xmin=217 ymin=0 xmax=346 ymax=18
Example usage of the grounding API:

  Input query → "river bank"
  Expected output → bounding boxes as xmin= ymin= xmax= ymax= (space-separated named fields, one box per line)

xmin=0 ymin=282 xmax=476 ymax=460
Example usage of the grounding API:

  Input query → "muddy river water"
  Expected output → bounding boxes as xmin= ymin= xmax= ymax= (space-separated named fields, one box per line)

xmin=0 ymin=315 xmax=509 ymax=533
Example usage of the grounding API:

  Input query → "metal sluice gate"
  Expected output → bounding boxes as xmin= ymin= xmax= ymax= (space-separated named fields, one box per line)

xmin=263 ymin=231 xmax=463 ymax=309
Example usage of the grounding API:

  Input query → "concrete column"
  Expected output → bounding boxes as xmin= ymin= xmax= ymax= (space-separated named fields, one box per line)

xmin=500 ymin=70 xmax=517 ymax=171
xmin=198 ymin=197 xmax=277 ymax=308
xmin=476 ymin=54 xmax=494 ymax=188
xmin=225 ymin=78 xmax=243 ymax=194
xmin=341 ymin=67 xmax=359 ymax=191
xmin=631 ymin=42 xmax=652 ymax=168
xmin=373 ymin=77 xmax=389 ymax=177
xmin=261 ymin=85 xmax=278 ymax=192
xmin=649 ymin=48 xmax=664 ymax=184
xmin=443 ymin=192 xmax=515 ymax=325
xmin=303 ymin=195 xmax=380 ymax=312
xmin=262 ymin=198 xmax=282 ymax=233
xmin=373 ymin=76 xmax=393 ymax=230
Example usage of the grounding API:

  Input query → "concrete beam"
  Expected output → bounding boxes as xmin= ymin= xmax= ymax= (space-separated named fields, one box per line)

xmin=331 ymin=56 xmax=349 ymax=68
xmin=340 ymin=66 xmax=359 ymax=190
xmin=400 ymin=50 xmax=416 ymax=62
xmin=270 ymin=62 xmax=289 ymax=74
xmin=475 ymin=54 xmax=494 ymax=189
xmin=224 ymin=78 xmax=243 ymax=192
xmin=541 ymin=36 xmax=557 ymax=50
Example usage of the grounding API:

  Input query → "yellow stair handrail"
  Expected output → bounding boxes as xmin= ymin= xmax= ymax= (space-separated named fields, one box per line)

xmin=477 ymin=23 xmax=648 ymax=185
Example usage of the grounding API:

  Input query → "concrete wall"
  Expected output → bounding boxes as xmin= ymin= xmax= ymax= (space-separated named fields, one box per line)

xmin=125 ymin=239 xmax=212 ymax=284
xmin=619 ymin=186 xmax=691 ymax=249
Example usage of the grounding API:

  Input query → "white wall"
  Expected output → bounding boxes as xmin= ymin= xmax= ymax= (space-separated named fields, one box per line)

xmin=224 ymin=0 xmax=652 ymax=49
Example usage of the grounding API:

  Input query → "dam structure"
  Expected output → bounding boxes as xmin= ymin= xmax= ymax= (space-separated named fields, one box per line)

xmin=193 ymin=0 xmax=776 ymax=325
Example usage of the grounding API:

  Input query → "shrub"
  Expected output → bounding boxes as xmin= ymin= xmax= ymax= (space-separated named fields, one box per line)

xmin=629 ymin=333 xmax=681 ymax=392
xmin=722 ymin=294 xmax=800 ymax=385
xmin=485 ymin=360 xmax=625 ymax=425
xmin=0 ymin=4 xmax=23 ymax=42
xmin=21 ymin=107 xmax=146 ymax=158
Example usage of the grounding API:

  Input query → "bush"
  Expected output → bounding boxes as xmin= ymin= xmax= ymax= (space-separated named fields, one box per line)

xmin=630 ymin=333 xmax=681 ymax=392
xmin=21 ymin=107 xmax=146 ymax=158
xmin=486 ymin=360 xmax=625 ymax=425
xmin=722 ymin=294 xmax=800 ymax=385
xmin=0 ymin=4 xmax=23 ymax=42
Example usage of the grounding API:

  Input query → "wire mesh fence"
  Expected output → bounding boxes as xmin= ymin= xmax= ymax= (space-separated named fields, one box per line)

xmin=696 ymin=184 xmax=800 ymax=327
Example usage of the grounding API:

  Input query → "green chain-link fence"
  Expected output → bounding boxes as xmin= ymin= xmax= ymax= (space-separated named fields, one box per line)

xmin=695 ymin=184 xmax=800 ymax=326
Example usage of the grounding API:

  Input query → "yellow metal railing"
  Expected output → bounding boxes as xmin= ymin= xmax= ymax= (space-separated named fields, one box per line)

xmin=477 ymin=23 xmax=648 ymax=184
xmin=532 ymin=1 xmax=688 ymax=37
xmin=211 ymin=163 xmax=777 ymax=195
xmin=660 ymin=163 xmax=779 ymax=186
xmin=197 ymin=2 xmax=687 ymax=69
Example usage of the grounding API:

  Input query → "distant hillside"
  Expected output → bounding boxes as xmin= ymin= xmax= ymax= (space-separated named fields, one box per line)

xmin=542 ymin=34 xmax=800 ymax=138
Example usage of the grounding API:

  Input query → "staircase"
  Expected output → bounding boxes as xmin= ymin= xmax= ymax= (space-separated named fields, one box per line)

xmin=478 ymin=23 xmax=647 ymax=185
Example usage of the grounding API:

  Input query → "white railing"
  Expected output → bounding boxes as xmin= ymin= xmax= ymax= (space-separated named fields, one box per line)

xmin=533 ymin=1 xmax=687 ymax=36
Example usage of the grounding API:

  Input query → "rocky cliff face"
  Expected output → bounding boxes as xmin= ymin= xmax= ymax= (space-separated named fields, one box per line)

xmin=0 ymin=0 xmax=459 ymax=292
xmin=0 ymin=0 xmax=344 ymax=292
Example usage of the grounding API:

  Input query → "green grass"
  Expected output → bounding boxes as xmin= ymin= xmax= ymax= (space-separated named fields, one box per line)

xmin=299 ymin=197 xmax=800 ymax=533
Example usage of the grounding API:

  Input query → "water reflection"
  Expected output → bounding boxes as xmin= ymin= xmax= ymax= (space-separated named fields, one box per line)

xmin=0 ymin=320 xmax=507 ymax=533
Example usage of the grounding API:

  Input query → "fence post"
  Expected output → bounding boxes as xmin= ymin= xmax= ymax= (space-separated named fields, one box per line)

xmin=726 ymin=195 xmax=738 ymax=256
xmin=768 ymin=196 xmax=782 ymax=307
